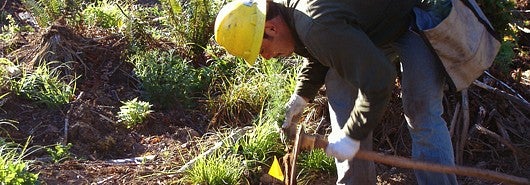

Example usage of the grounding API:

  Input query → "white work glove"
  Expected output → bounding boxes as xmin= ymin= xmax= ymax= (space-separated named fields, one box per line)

xmin=281 ymin=94 xmax=307 ymax=141
xmin=325 ymin=131 xmax=360 ymax=161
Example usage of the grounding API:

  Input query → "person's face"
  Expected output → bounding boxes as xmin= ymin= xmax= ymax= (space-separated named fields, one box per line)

xmin=260 ymin=16 xmax=295 ymax=60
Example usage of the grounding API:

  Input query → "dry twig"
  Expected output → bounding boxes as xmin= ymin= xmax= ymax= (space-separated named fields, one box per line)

xmin=449 ymin=102 xmax=461 ymax=138
xmin=473 ymin=80 xmax=530 ymax=113
xmin=457 ymin=90 xmax=470 ymax=165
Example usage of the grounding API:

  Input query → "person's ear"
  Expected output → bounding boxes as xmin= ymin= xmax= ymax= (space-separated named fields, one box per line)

xmin=264 ymin=20 xmax=278 ymax=37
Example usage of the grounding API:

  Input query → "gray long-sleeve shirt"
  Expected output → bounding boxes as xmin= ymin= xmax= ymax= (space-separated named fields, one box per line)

xmin=277 ymin=0 xmax=418 ymax=140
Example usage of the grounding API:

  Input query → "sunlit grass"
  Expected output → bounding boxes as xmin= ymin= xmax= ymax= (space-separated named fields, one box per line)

xmin=298 ymin=149 xmax=336 ymax=173
xmin=82 ymin=0 xmax=127 ymax=30
xmin=0 ymin=136 xmax=39 ymax=185
xmin=235 ymin=112 xmax=284 ymax=163
xmin=10 ymin=61 xmax=76 ymax=108
xmin=0 ymin=13 xmax=19 ymax=42
xmin=182 ymin=152 xmax=244 ymax=185
xmin=208 ymin=58 xmax=298 ymax=127
xmin=180 ymin=129 xmax=250 ymax=185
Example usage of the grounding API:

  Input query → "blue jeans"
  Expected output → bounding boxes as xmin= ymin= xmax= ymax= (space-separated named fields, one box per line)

xmin=326 ymin=28 xmax=458 ymax=185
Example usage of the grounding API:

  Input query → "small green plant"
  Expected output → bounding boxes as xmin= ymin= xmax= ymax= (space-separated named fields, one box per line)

xmin=297 ymin=150 xmax=337 ymax=184
xmin=0 ymin=13 xmax=19 ymax=42
xmin=0 ymin=12 xmax=22 ymax=54
xmin=0 ymin=58 xmax=19 ymax=89
xmin=10 ymin=61 xmax=76 ymax=108
xmin=182 ymin=152 xmax=244 ymax=185
xmin=236 ymin=117 xmax=283 ymax=163
xmin=127 ymin=5 xmax=169 ymax=41
xmin=0 ymin=138 xmax=39 ymax=184
xmin=298 ymin=150 xmax=336 ymax=174
xmin=117 ymin=98 xmax=153 ymax=129
xmin=130 ymin=49 xmax=212 ymax=108
xmin=21 ymin=0 xmax=69 ymax=27
xmin=46 ymin=143 xmax=72 ymax=163
xmin=81 ymin=0 xmax=126 ymax=30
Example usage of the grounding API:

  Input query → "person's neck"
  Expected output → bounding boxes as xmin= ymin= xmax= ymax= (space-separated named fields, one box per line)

xmin=275 ymin=0 xmax=308 ymax=57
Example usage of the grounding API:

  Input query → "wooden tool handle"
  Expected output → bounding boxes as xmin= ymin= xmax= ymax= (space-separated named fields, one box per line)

xmin=309 ymin=136 xmax=529 ymax=185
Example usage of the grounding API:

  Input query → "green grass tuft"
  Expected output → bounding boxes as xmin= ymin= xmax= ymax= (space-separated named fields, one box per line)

xmin=183 ymin=151 xmax=244 ymax=185
xmin=0 ymin=137 xmax=39 ymax=185
xmin=10 ymin=61 xmax=77 ymax=108
xmin=81 ymin=0 xmax=126 ymax=30
xmin=129 ymin=49 xmax=212 ymax=109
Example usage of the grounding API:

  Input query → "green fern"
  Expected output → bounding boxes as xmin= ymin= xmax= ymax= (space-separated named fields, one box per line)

xmin=117 ymin=98 xmax=153 ymax=129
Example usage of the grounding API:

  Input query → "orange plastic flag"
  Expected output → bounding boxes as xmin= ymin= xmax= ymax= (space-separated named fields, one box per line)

xmin=268 ymin=156 xmax=284 ymax=181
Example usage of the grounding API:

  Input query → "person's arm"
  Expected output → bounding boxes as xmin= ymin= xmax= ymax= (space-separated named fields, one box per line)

xmin=304 ymin=19 xmax=396 ymax=141
xmin=294 ymin=56 xmax=328 ymax=100
xmin=281 ymin=55 xmax=327 ymax=139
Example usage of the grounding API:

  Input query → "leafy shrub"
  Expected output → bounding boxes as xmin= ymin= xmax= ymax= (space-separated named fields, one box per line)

xmin=21 ymin=0 xmax=69 ymax=27
xmin=127 ymin=5 xmax=169 ymax=41
xmin=130 ymin=49 xmax=212 ymax=108
xmin=0 ymin=13 xmax=19 ymax=42
xmin=10 ymin=62 xmax=76 ymax=108
xmin=46 ymin=143 xmax=72 ymax=163
xmin=82 ymin=0 xmax=126 ymax=30
xmin=0 ymin=138 xmax=39 ymax=185
xmin=117 ymin=98 xmax=153 ymax=129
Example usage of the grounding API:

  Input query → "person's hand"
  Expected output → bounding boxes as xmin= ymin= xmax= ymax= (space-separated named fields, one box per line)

xmin=281 ymin=94 xmax=307 ymax=141
xmin=325 ymin=131 xmax=360 ymax=161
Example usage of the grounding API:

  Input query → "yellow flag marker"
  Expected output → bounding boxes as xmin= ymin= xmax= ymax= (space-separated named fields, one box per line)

xmin=268 ymin=156 xmax=284 ymax=181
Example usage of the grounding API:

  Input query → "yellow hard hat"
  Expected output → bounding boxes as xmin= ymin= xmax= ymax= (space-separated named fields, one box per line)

xmin=214 ymin=0 xmax=266 ymax=65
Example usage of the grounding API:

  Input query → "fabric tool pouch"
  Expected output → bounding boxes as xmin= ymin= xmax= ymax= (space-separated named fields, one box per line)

xmin=414 ymin=0 xmax=501 ymax=91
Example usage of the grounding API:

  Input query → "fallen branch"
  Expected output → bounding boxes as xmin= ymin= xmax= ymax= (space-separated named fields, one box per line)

xmin=467 ymin=106 xmax=487 ymax=139
xmin=473 ymin=80 xmax=530 ymax=112
xmin=483 ymin=71 xmax=529 ymax=103
xmin=457 ymin=90 xmax=470 ymax=165
xmin=472 ymin=124 xmax=521 ymax=157
xmin=107 ymin=155 xmax=156 ymax=164
xmin=449 ymin=102 xmax=461 ymax=138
